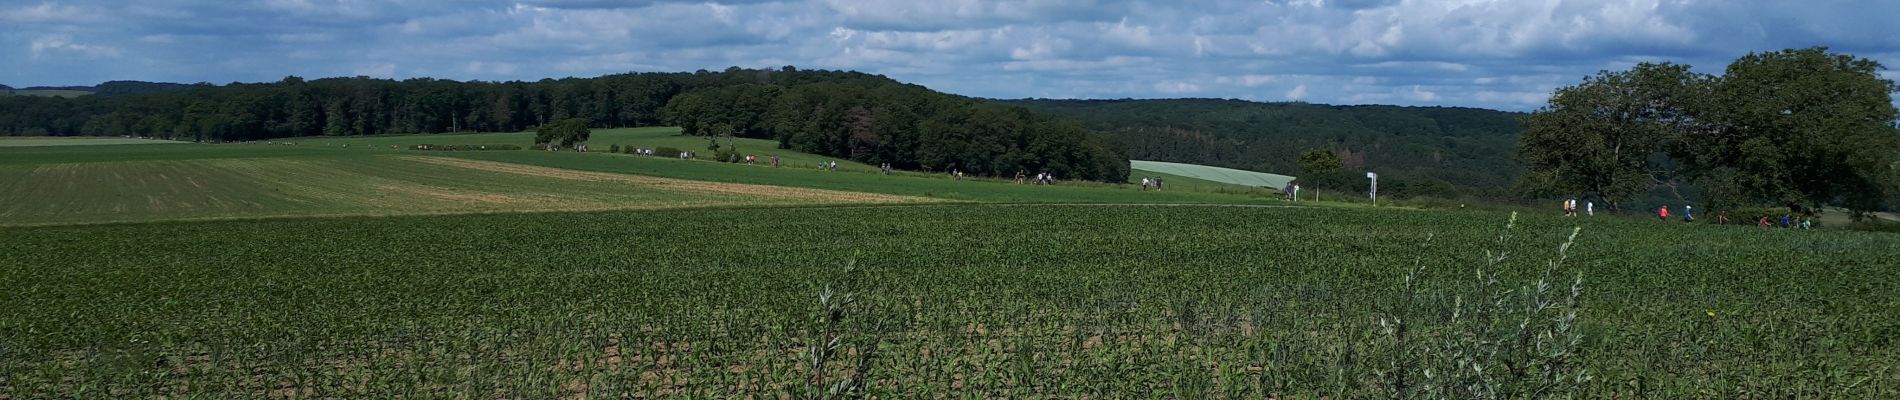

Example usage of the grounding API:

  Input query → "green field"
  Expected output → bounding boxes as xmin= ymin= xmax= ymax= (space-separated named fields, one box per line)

xmin=2 ymin=133 xmax=1897 ymax=397
xmin=0 ymin=152 xmax=922 ymax=226
xmin=0 ymin=137 xmax=185 ymax=147
xmin=288 ymin=127 xmax=869 ymax=170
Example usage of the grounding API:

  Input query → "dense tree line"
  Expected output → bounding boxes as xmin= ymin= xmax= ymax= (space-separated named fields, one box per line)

xmin=1001 ymin=98 xmax=1523 ymax=198
xmin=1519 ymin=47 xmax=1899 ymax=217
xmin=0 ymin=67 xmax=1129 ymax=181
xmin=661 ymin=80 xmax=1127 ymax=181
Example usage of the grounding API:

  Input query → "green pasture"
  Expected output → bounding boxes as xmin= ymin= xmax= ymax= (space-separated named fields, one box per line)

xmin=0 ymin=153 xmax=919 ymax=226
xmin=0 ymin=139 xmax=1288 ymax=226
xmin=287 ymin=127 xmax=867 ymax=169
xmin=0 ymin=137 xmax=186 ymax=147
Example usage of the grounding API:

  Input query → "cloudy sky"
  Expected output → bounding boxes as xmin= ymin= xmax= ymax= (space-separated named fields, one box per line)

xmin=4 ymin=0 xmax=1897 ymax=110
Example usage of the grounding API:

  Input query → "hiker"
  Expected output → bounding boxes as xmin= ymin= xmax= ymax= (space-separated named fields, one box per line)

xmin=1759 ymin=216 xmax=1771 ymax=227
xmin=1718 ymin=211 xmax=1730 ymax=224
xmin=1143 ymin=178 xmax=1153 ymax=191
xmin=1280 ymin=182 xmax=1292 ymax=199
xmin=772 ymin=156 xmax=780 ymax=167
xmin=1802 ymin=217 xmax=1813 ymax=230
xmin=1154 ymin=178 xmax=1162 ymax=191
xmin=1014 ymin=171 xmax=1026 ymax=184
xmin=1586 ymin=201 xmax=1594 ymax=217
xmin=1781 ymin=214 xmax=1791 ymax=228
xmin=1293 ymin=184 xmax=1300 ymax=201
xmin=1658 ymin=205 xmax=1670 ymax=221
xmin=829 ymin=161 xmax=838 ymax=171
xmin=1683 ymin=206 xmax=1694 ymax=222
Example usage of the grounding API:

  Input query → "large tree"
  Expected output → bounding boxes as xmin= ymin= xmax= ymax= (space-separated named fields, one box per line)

xmin=1680 ymin=48 xmax=1899 ymax=215
xmin=535 ymin=118 xmax=591 ymax=147
xmin=1519 ymin=48 xmax=1900 ymax=215
xmin=1516 ymin=63 xmax=1707 ymax=210
xmin=1297 ymin=148 xmax=1346 ymax=189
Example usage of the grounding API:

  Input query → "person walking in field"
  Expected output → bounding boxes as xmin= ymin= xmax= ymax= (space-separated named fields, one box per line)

xmin=1015 ymin=171 xmax=1026 ymax=184
xmin=1142 ymin=178 xmax=1153 ymax=191
xmin=1658 ymin=205 xmax=1670 ymax=221
xmin=1683 ymin=206 xmax=1695 ymax=222
xmin=1718 ymin=211 xmax=1730 ymax=224
xmin=1586 ymin=201 xmax=1594 ymax=216
xmin=1781 ymin=214 xmax=1791 ymax=228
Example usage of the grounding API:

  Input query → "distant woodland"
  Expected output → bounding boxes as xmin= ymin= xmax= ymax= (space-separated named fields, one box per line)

xmin=0 ymin=68 xmax=1129 ymax=181
xmin=1001 ymin=99 xmax=1525 ymax=198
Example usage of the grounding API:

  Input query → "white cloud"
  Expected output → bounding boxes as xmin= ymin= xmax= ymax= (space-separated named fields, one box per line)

xmin=1216 ymin=75 xmax=1277 ymax=87
xmin=1154 ymin=81 xmax=1201 ymax=93
xmin=29 ymin=35 xmax=121 ymax=59
xmin=353 ymin=63 xmax=395 ymax=78
xmin=0 ymin=2 xmax=97 ymax=24
xmin=6 ymin=0 xmax=1899 ymax=111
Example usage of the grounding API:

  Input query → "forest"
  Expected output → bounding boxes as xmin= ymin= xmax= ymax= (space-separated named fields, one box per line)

xmin=0 ymin=68 xmax=1128 ymax=182
xmin=1000 ymin=98 xmax=1525 ymax=198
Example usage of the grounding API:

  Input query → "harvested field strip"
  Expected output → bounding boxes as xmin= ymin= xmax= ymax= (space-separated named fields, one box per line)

xmin=0 ymin=156 xmax=928 ymax=226
xmin=402 ymin=156 xmax=929 ymax=204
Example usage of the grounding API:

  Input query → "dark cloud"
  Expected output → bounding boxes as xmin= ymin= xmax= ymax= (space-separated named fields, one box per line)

xmin=4 ymin=0 xmax=1897 ymax=110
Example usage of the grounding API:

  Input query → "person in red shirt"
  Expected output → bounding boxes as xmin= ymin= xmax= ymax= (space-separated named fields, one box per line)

xmin=1717 ymin=211 xmax=1730 ymax=224
xmin=1658 ymin=205 xmax=1670 ymax=221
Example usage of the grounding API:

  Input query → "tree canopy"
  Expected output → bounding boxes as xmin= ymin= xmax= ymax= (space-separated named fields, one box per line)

xmin=1001 ymin=98 xmax=1522 ymax=199
xmin=1520 ymin=47 xmax=1900 ymax=215
xmin=535 ymin=118 xmax=591 ymax=147
xmin=0 ymin=67 xmax=1130 ymax=182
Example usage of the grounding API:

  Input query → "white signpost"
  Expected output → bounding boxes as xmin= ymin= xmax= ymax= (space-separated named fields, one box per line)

xmin=1366 ymin=171 xmax=1378 ymax=206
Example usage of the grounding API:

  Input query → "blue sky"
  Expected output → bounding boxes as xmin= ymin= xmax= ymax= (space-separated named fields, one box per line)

xmin=4 ymin=0 xmax=1898 ymax=110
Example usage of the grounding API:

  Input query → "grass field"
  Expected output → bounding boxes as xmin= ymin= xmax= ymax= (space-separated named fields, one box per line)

xmin=288 ymin=127 xmax=868 ymax=169
xmin=0 ymin=137 xmax=186 ymax=147
xmin=1 ymin=133 xmax=1897 ymax=397
xmin=0 ymin=151 xmax=924 ymax=226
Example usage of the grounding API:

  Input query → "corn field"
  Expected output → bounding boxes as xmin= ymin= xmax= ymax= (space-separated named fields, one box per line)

xmin=2 ymin=205 xmax=1896 ymax=398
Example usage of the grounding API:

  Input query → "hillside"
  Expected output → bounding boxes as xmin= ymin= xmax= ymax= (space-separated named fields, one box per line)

xmin=999 ymin=98 xmax=1525 ymax=198
xmin=0 ymin=68 xmax=1129 ymax=182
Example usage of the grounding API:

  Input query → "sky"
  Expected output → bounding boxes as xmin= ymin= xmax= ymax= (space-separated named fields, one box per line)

xmin=4 ymin=0 xmax=1898 ymax=111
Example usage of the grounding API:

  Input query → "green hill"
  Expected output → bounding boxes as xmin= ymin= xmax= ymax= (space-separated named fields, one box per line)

xmin=1000 ymin=98 xmax=1524 ymax=198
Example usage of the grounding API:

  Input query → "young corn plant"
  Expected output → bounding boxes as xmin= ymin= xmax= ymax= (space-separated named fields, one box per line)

xmin=802 ymin=253 xmax=879 ymax=400
xmin=1378 ymin=213 xmax=1593 ymax=399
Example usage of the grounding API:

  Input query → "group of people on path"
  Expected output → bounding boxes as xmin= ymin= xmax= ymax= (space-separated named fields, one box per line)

xmin=1559 ymin=198 xmax=1819 ymax=229
xmin=1280 ymin=182 xmax=1302 ymax=201
xmin=1561 ymin=199 xmax=1594 ymax=216
xmin=1013 ymin=171 xmax=1056 ymax=185
xmin=1140 ymin=177 xmax=1166 ymax=191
